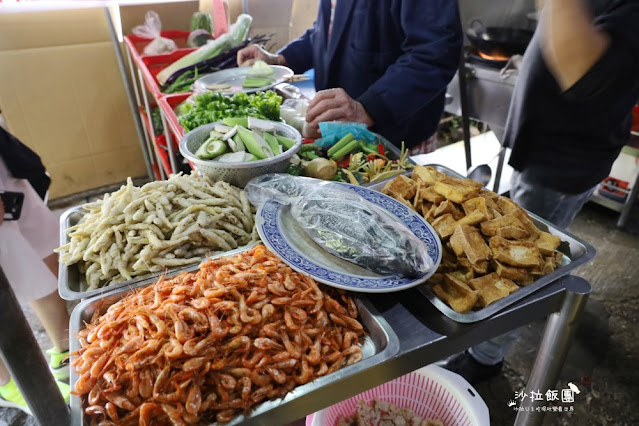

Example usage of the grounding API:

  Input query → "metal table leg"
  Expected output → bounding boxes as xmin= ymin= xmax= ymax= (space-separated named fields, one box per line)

xmin=161 ymin=110 xmax=179 ymax=175
xmin=138 ymin=69 xmax=167 ymax=180
xmin=514 ymin=276 xmax=590 ymax=426
xmin=0 ymin=267 xmax=70 ymax=425
xmin=104 ymin=7 xmax=154 ymax=180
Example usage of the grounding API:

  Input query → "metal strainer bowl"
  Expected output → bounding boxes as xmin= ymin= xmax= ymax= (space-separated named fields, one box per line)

xmin=180 ymin=121 xmax=302 ymax=188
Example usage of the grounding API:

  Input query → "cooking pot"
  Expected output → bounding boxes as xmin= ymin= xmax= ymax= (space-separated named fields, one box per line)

xmin=466 ymin=19 xmax=533 ymax=58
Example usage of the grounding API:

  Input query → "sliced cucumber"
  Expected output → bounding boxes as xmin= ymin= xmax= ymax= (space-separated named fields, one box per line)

xmin=262 ymin=132 xmax=281 ymax=155
xmin=276 ymin=135 xmax=296 ymax=151
xmin=216 ymin=151 xmax=247 ymax=162
xmin=194 ymin=139 xmax=216 ymax=159
xmin=223 ymin=117 xmax=249 ymax=128
xmin=205 ymin=139 xmax=228 ymax=158
xmin=237 ymin=126 xmax=273 ymax=159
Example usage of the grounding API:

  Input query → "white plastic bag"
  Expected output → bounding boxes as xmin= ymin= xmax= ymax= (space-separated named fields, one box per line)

xmin=246 ymin=174 xmax=434 ymax=277
xmin=280 ymin=99 xmax=312 ymax=138
xmin=133 ymin=11 xmax=177 ymax=55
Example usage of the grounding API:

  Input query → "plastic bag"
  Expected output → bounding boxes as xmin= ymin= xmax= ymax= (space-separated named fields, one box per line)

xmin=280 ymin=99 xmax=312 ymax=138
xmin=133 ymin=11 xmax=177 ymax=55
xmin=246 ymin=174 xmax=434 ymax=278
xmin=314 ymin=122 xmax=378 ymax=148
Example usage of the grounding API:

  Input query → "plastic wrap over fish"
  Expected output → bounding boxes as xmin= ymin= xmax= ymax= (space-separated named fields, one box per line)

xmin=247 ymin=174 xmax=433 ymax=277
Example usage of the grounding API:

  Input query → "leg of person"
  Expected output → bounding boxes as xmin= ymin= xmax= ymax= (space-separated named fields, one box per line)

xmin=0 ymin=224 xmax=70 ymax=384
xmin=3 ymin=174 xmax=71 ymax=380
xmin=509 ymin=170 xmax=597 ymax=229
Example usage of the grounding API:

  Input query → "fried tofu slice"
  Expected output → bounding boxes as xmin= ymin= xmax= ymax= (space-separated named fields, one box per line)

xmin=467 ymin=273 xmax=519 ymax=308
xmin=455 ymin=210 xmax=487 ymax=227
xmin=489 ymin=236 xmax=542 ymax=268
xmin=434 ymin=177 xmax=482 ymax=204
xmin=413 ymin=181 xmax=424 ymax=211
xmin=480 ymin=214 xmax=528 ymax=240
xmin=395 ymin=194 xmax=415 ymax=210
xmin=491 ymin=259 xmax=531 ymax=282
xmin=534 ymin=231 xmax=561 ymax=256
xmin=452 ymin=225 xmax=492 ymax=264
xmin=432 ymin=214 xmax=457 ymax=239
xmin=382 ymin=175 xmax=417 ymax=200
xmin=554 ymin=251 xmax=564 ymax=268
xmin=432 ymin=273 xmax=478 ymax=313
xmin=427 ymin=273 xmax=444 ymax=285
xmin=434 ymin=200 xmax=465 ymax=220
xmin=497 ymin=197 xmax=540 ymax=238
xmin=459 ymin=257 xmax=490 ymax=274
xmin=412 ymin=165 xmax=446 ymax=185
xmin=422 ymin=203 xmax=437 ymax=224
xmin=449 ymin=226 xmax=465 ymax=257
xmin=447 ymin=267 xmax=474 ymax=283
xmin=463 ymin=196 xmax=489 ymax=218
xmin=419 ymin=186 xmax=446 ymax=204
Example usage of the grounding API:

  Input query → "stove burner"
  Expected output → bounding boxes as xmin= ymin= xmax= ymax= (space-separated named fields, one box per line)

xmin=465 ymin=47 xmax=509 ymax=69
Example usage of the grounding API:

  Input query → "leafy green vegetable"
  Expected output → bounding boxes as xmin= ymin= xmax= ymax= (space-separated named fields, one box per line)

xmin=157 ymin=14 xmax=252 ymax=85
xmin=190 ymin=12 xmax=214 ymax=33
xmin=178 ymin=91 xmax=282 ymax=132
xmin=151 ymin=107 xmax=164 ymax=134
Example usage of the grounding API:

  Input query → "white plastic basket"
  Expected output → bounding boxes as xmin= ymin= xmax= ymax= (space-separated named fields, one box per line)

xmin=307 ymin=364 xmax=489 ymax=426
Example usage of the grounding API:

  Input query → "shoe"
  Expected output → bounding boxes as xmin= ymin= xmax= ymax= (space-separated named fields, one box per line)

xmin=0 ymin=378 xmax=31 ymax=415
xmin=442 ymin=350 xmax=503 ymax=385
xmin=0 ymin=377 xmax=70 ymax=416
xmin=46 ymin=348 xmax=70 ymax=382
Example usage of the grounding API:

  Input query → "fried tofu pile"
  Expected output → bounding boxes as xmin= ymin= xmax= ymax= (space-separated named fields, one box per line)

xmin=382 ymin=166 xmax=564 ymax=313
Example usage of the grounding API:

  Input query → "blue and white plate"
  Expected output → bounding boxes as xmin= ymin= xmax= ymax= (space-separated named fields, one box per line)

xmin=255 ymin=183 xmax=442 ymax=293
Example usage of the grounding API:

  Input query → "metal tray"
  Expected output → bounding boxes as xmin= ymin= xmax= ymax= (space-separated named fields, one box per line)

xmin=57 ymin=206 xmax=257 ymax=301
xmin=368 ymin=164 xmax=596 ymax=323
xmin=69 ymin=247 xmax=400 ymax=425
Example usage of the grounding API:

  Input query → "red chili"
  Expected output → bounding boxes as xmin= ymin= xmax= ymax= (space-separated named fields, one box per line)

xmin=366 ymin=153 xmax=377 ymax=162
xmin=302 ymin=138 xmax=316 ymax=144
xmin=338 ymin=157 xmax=351 ymax=168
xmin=378 ymin=143 xmax=386 ymax=157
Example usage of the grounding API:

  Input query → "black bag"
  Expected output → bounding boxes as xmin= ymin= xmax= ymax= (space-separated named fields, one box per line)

xmin=0 ymin=127 xmax=51 ymax=200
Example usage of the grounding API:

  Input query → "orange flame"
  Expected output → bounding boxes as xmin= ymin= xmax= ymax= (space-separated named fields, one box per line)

xmin=478 ymin=51 xmax=510 ymax=61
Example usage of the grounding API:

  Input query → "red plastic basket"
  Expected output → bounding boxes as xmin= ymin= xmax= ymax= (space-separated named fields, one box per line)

xmin=138 ymin=49 xmax=196 ymax=98
xmin=158 ymin=93 xmax=190 ymax=141
xmin=124 ymin=30 xmax=192 ymax=59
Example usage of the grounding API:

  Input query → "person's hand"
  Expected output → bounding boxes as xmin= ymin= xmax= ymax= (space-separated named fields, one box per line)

xmin=305 ymin=88 xmax=375 ymax=136
xmin=237 ymin=44 xmax=286 ymax=67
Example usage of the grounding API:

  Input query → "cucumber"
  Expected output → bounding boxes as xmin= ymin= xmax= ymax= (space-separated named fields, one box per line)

xmin=194 ymin=139 xmax=216 ymax=159
xmin=228 ymin=133 xmax=245 ymax=152
xmin=216 ymin=151 xmax=247 ymax=163
xmin=276 ymin=135 xmax=296 ymax=150
xmin=205 ymin=139 xmax=228 ymax=158
xmin=263 ymin=132 xmax=281 ymax=155
xmin=236 ymin=126 xmax=273 ymax=159
xmin=223 ymin=117 xmax=249 ymax=128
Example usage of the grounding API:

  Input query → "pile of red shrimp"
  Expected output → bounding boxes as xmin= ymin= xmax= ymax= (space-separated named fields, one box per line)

xmin=71 ymin=244 xmax=365 ymax=425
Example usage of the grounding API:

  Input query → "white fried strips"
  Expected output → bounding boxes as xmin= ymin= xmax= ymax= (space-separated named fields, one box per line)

xmin=56 ymin=173 xmax=257 ymax=290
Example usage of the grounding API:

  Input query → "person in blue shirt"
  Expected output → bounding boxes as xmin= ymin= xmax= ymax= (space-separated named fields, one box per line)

xmin=237 ymin=0 xmax=462 ymax=148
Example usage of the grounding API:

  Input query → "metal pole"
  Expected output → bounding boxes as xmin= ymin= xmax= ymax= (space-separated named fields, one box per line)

xmin=457 ymin=56 xmax=473 ymax=171
xmin=617 ymin=169 xmax=639 ymax=227
xmin=493 ymin=145 xmax=506 ymax=194
xmin=105 ymin=7 xmax=155 ymax=180
xmin=138 ymin=69 xmax=167 ymax=180
xmin=514 ymin=276 xmax=590 ymax=426
xmin=0 ymin=267 xmax=70 ymax=424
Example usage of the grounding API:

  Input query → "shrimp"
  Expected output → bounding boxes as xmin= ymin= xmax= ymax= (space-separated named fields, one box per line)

xmin=239 ymin=295 xmax=262 ymax=324
xmin=266 ymin=367 xmax=287 ymax=384
xmin=185 ymin=384 xmax=202 ymax=415
xmin=253 ymin=337 xmax=283 ymax=351
xmin=138 ymin=403 xmax=163 ymax=426
xmin=74 ymin=371 xmax=98 ymax=395
xmin=104 ymin=402 xmax=119 ymax=421
xmin=306 ymin=333 xmax=323 ymax=365
xmin=104 ymin=393 xmax=135 ymax=411
xmin=219 ymin=374 xmax=237 ymax=390
xmin=182 ymin=356 xmax=207 ymax=372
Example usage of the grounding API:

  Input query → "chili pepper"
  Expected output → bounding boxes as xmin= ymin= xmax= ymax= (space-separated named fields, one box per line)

xmin=338 ymin=157 xmax=351 ymax=168
xmin=378 ymin=143 xmax=386 ymax=157
xmin=366 ymin=153 xmax=377 ymax=162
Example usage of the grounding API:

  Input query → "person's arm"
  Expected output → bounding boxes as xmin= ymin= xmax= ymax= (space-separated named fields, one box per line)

xmin=539 ymin=0 xmax=611 ymax=91
xmin=276 ymin=26 xmax=315 ymax=74
xmin=355 ymin=0 xmax=462 ymax=130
